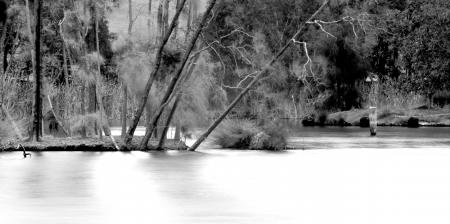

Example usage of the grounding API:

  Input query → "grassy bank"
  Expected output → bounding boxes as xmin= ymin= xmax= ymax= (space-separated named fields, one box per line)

xmin=0 ymin=137 xmax=188 ymax=152
xmin=302 ymin=108 xmax=450 ymax=127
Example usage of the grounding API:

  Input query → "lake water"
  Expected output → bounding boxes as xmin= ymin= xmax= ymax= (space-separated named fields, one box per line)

xmin=1 ymin=127 xmax=450 ymax=224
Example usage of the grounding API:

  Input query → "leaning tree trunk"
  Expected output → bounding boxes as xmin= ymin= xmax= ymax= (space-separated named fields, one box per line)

xmin=189 ymin=0 xmax=330 ymax=151
xmin=124 ymin=0 xmax=188 ymax=145
xmin=157 ymin=51 xmax=201 ymax=149
xmin=139 ymin=0 xmax=217 ymax=149
xmin=157 ymin=94 xmax=181 ymax=149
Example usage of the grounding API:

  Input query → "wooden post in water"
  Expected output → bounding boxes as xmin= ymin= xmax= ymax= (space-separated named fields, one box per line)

xmin=366 ymin=74 xmax=379 ymax=136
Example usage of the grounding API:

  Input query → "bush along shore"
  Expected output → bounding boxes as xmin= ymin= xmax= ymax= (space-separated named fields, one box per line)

xmin=212 ymin=119 xmax=288 ymax=150
xmin=0 ymin=137 xmax=188 ymax=152
xmin=301 ymin=108 xmax=450 ymax=128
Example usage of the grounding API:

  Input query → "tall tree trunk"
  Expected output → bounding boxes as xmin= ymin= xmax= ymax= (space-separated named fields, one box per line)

xmin=163 ymin=0 xmax=169 ymax=37
xmin=124 ymin=0 xmax=188 ymax=145
xmin=121 ymin=0 xmax=133 ymax=138
xmin=188 ymin=0 xmax=330 ymax=151
xmin=95 ymin=5 xmax=118 ymax=149
xmin=148 ymin=0 xmax=152 ymax=38
xmin=172 ymin=0 xmax=181 ymax=39
xmin=185 ymin=0 xmax=197 ymax=42
xmin=32 ymin=0 xmax=42 ymax=141
xmin=80 ymin=82 xmax=87 ymax=138
xmin=62 ymin=45 xmax=71 ymax=136
xmin=0 ymin=1 xmax=7 ymax=107
xmin=185 ymin=0 xmax=191 ymax=41
xmin=156 ymin=0 xmax=164 ymax=44
xmin=95 ymin=5 xmax=103 ymax=139
xmin=157 ymin=94 xmax=181 ymax=149
xmin=139 ymin=0 xmax=217 ymax=149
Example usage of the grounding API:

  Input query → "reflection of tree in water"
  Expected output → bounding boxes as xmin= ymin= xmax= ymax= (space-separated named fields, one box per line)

xmin=137 ymin=151 xmax=232 ymax=202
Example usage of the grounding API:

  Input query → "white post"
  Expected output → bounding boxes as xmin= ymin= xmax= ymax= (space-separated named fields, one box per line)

xmin=366 ymin=74 xmax=378 ymax=136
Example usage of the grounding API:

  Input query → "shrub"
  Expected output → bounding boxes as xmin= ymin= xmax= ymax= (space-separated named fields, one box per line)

xmin=302 ymin=114 xmax=315 ymax=126
xmin=317 ymin=112 xmax=328 ymax=126
xmin=433 ymin=90 xmax=450 ymax=108
xmin=213 ymin=119 xmax=287 ymax=150
xmin=258 ymin=122 xmax=287 ymax=150
xmin=360 ymin=117 xmax=370 ymax=127
xmin=212 ymin=119 xmax=259 ymax=149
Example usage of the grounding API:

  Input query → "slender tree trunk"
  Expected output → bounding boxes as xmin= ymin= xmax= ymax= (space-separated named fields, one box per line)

xmin=157 ymin=52 xmax=200 ymax=148
xmin=157 ymin=94 xmax=181 ymax=149
xmin=62 ymin=45 xmax=71 ymax=135
xmin=121 ymin=0 xmax=133 ymax=138
xmin=156 ymin=0 xmax=164 ymax=44
xmin=185 ymin=0 xmax=191 ymax=41
xmin=163 ymin=0 xmax=169 ymax=37
xmin=139 ymin=0 xmax=217 ymax=149
xmin=189 ymin=0 xmax=330 ymax=151
xmin=80 ymin=82 xmax=87 ymax=138
xmin=124 ymin=0 xmax=187 ymax=145
xmin=148 ymin=0 xmax=152 ymax=38
xmin=95 ymin=5 xmax=103 ymax=140
xmin=32 ymin=0 xmax=42 ymax=141
xmin=0 ymin=2 xmax=7 ymax=107
xmin=172 ymin=0 xmax=181 ymax=39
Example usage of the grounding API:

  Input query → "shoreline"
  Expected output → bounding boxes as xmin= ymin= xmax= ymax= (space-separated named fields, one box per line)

xmin=0 ymin=137 xmax=188 ymax=152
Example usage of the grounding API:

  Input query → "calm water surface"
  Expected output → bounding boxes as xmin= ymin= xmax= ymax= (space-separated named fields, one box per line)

xmin=1 ymin=127 xmax=450 ymax=224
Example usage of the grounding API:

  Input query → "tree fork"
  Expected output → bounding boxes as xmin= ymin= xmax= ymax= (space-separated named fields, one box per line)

xmin=124 ymin=0 xmax=188 ymax=145
xmin=189 ymin=0 xmax=329 ymax=151
xmin=156 ymin=54 xmax=200 ymax=149
xmin=157 ymin=94 xmax=181 ymax=150
xmin=139 ymin=0 xmax=217 ymax=149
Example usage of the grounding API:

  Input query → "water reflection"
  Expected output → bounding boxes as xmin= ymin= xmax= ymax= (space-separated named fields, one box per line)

xmin=1 ymin=127 xmax=450 ymax=223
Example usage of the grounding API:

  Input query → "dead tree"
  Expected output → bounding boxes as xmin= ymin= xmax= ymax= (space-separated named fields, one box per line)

xmin=139 ymin=0 xmax=217 ymax=149
xmin=189 ymin=0 xmax=330 ymax=151
xmin=124 ymin=0 xmax=188 ymax=145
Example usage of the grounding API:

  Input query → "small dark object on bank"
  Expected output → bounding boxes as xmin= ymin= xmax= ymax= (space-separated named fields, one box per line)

xmin=407 ymin=117 xmax=420 ymax=128
xmin=302 ymin=115 xmax=315 ymax=127
xmin=360 ymin=116 xmax=370 ymax=127
xmin=338 ymin=118 xmax=351 ymax=127
xmin=318 ymin=112 xmax=328 ymax=126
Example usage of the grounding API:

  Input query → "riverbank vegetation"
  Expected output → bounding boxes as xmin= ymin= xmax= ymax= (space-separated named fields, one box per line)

xmin=0 ymin=0 xmax=449 ymax=150
xmin=212 ymin=119 xmax=287 ymax=150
